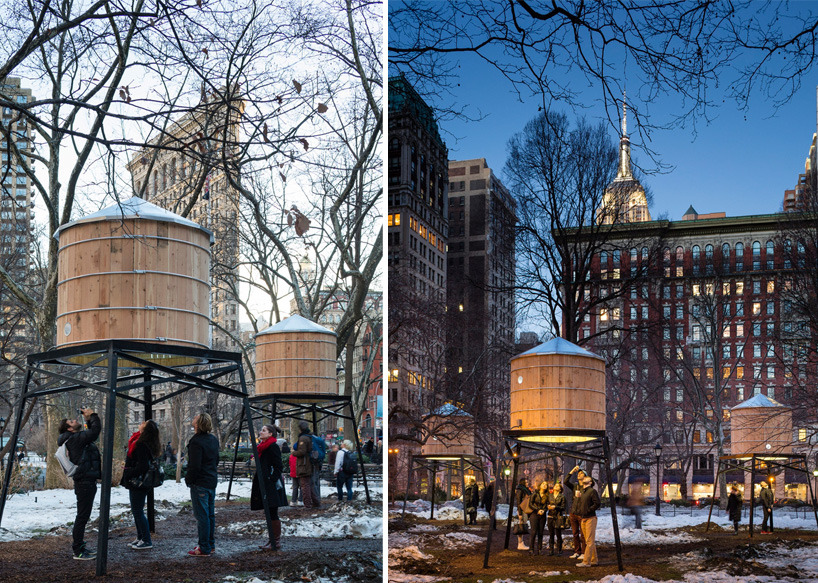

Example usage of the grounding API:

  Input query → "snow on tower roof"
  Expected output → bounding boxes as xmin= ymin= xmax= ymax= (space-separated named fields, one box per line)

xmin=56 ymin=196 xmax=214 ymax=242
xmin=732 ymin=393 xmax=786 ymax=410
xmin=431 ymin=403 xmax=472 ymax=417
xmin=516 ymin=337 xmax=605 ymax=362
xmin=257 ymin=314 xmax=336 ymax=336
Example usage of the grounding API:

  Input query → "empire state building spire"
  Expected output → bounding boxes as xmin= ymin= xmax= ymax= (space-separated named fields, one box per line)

xmin=615 ymin=93 xmax=633 ymax=181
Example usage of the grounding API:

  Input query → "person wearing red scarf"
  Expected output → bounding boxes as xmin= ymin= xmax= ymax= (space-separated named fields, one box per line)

xmin=250 ymin=424 xmax=287 ymax=550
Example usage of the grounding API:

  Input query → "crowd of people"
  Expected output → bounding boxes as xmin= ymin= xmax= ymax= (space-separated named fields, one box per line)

xmin=56 ymin=408 xmax=380 ymax=560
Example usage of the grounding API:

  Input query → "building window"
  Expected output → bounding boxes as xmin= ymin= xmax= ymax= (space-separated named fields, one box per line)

xmin=736 ymin=323 xmax=744 ymax=337
xmin=752 ymin=241 xmax=761 ymax=270
xmin=766 ymin=240 xmax=774 ymax=269
xmin=736 ymin=242 xmax=744 ymax=271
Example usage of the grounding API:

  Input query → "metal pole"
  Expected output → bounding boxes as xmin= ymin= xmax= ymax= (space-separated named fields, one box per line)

xmin=461 ymin=457 xmax=468 ymax=525
xmin=429 ymin=461 xmax=436 ymax=520
xmin=348 ymin=400 xmax=371 ymax=504
xmin=603 ymin=436 xmax=624 ymax=572
xmin=96 ymin=346 xmax=118 ymax=576
xmin=655 ymin=452 xmax=661 ymax=516
xmin=482 ymin=441 xmax=504 ymax=569
xmin=143 ymin=369 xmax=155 ymax=533
xmin=503 ymin=456 xmax=519 ymax=550
xmin=0 ymin=369 xmax=30 ymax=528
xmin=706 ymin=457 xmax=722 ymax=531
xmin=401 ymin=453 xmax=413 ymax=519
xmin=749 ymin=455 xmax=756 ymax=538
xmin=804 ymin=462 xmax=818 ymax=529
xmin=225 ymin=412 xmax=243 ymax=501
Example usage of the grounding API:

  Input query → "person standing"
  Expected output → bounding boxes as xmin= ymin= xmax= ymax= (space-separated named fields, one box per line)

xmin=727 ymin=486 xmax=742 ymax=534
xmin=564 ymin=465 xmax=592 ymax=560
xmin=309 ymin=431 xmax=325 ymax=507
xmin=289 ymin=443 xmax=301 ymax=505
xmin=375 ymin=439 xmax=383 ymax=465
xmin=334 ymin=439 xmax=356 ymax=501
xmin=464 ymin=477 xmax=480 ymax=524
xmin=576 ymin=475 xmax=601 ymax=567
xmin=185 ymin=413 xmax=219 ymax=557
xmin=363 ymin=438 xmax=374 ymax=460
xmin=528 ymin=480 xmax=549 ymax=555
xmin=58 ymin=407 xmax=101 ymax=560
xmin=481 ymin=479 xmax=496 ymax=513
xmin=292 ymin=420 xmax=316 ymax=508
xmin=250 ymin=424 xmax=286 ymax=550
xmin=122 ymin=419 xmax=161 ymax=550
xmin=759 ymin=480 xmax=774 ymax=533
xmin=514 ymin=477 xmax=532 ymax=551
xmin=546 ymin=481 xmax=566 ymax=556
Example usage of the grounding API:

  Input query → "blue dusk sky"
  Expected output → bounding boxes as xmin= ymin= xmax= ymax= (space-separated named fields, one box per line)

xmin=436 ymin=49 xmax=816 ymax=222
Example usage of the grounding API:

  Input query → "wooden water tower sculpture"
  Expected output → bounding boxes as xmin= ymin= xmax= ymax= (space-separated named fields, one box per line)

xmin=509 ymin=337 xmax=607 ymax=441
xmin=55 ymin=196 xmax=213 ymax=365
xmin=730 ymin=394 xmax=792 ymax=457
xmin=254 ymin=314 xmax=337 ymax=396
xmin=421 ymin=403 xmax=475 ymax=459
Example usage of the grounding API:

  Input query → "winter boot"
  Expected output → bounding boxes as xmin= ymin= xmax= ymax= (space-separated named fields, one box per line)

xmin=548 ymin=543 xmax=554 ymax=556
xmin=537 ymin=540 xmax=543 ymax=555
xmin=272 ymin=520 xmax=282 ymax=550
xmin=556 ymin=541 xmax=562 ymax=556
xmin=517 ymin=535 xmax=529 ymax=551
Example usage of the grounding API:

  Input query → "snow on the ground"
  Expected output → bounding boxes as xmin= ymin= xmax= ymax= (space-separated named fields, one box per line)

xmin=388 ymin=544 xmax=434 ymax=567
xmin=0 ymin=478 xmax=382 ymax=542
xmin=388 ymin=575 xmax=450 ymax=583
xmin=222 ymin=576 xmax=352 ymax=583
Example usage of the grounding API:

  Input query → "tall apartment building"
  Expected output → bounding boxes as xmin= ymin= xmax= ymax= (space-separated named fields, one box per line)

xmin=126 ymin=93 xmax=242 ymax=432
xmin=446 ymin=158 xmax=516 ymax=451
xmin=387 ymin=74 xmax=448 ymax=491
xmin=0 ymin=78 xmax=35 ymax=360
xmin=575 ymin=208 xmax=816 ymax=501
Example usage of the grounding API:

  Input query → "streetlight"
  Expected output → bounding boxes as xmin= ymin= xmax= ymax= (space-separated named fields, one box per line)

xmin=654 ymin=442 xmax=663 ymax=516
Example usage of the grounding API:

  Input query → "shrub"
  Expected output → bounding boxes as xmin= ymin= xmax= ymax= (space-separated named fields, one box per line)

xmin=0 ymin=463 xmax=40 ymax=496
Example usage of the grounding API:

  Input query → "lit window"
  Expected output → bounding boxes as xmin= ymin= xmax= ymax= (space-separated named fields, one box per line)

xmin=767 ymin=281 xmax=774 ymax=293
xmin=600 ymin=308 xmax=609 ymax=322
xmin=736 ymin=281 xmax=744 ymax=294
xmin=799 ymin=428 xmax=807 ymax=442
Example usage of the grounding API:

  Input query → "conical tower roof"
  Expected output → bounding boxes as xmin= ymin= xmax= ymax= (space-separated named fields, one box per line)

xmin=516 ymin=337 xmax=605 ymax=362
xmin=257 ymin=314 xmax=336 ymax=336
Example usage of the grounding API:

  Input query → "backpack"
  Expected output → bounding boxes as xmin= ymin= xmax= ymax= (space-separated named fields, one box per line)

xmin=310 ymin=435 xmax=327 ymax=463
xmin=126 ymin=456 xmax=165 ymax=490
xmin=341 ymin=450 xmax=358 ymax=475
xmin=55 ymin=442 xmax=78 ymax=477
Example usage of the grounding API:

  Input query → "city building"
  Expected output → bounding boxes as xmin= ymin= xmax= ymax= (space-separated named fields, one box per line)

xmin=387 ymin=74 xmax=449 ymax=492
xmin=575 ymin=208 xmax=816 ymax=502
xmin=446 ymin=158 xmax=516 ymax=452
xmin=0 ymin=78 xmax=35 ymax=361
xmin=125 ymin=91 xmax=243 ymax=433
xmin=596 ymin=99 xmax=651 ymax=225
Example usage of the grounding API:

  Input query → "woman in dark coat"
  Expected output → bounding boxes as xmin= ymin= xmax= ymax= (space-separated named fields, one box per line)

xmin=122 ymin=419 xmax=161 ymax=550
xmin=514 ymin=478 xmax=532 ymax=551
xmin=528 ymin=480 xmax=549 ymax=555
xmin=250 ymin=424 xmax=287 ymax=550
xmin=546 ymin=481 xmax=566 ymax=555
xmin=464 ymin=478 xmax=480 ymax=524
xmin=726 ymin=486 xmax=742 ymax=534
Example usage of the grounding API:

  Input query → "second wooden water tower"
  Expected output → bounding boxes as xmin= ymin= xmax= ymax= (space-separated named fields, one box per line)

xmin=509 ymin=337 xmax=606 ymax=442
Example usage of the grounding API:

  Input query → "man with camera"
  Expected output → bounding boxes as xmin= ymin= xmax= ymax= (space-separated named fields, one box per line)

xmin=58 ymin=407 xmax=102 ymax=560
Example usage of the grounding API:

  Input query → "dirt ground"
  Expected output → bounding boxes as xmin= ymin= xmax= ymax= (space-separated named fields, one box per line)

xmin=0 ymin=499 xmax=382 ymax=583
xmin=389 ymin=515 xmax=818 ymax=582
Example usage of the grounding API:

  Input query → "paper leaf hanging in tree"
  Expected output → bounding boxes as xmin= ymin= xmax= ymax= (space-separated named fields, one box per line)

xmin=299 ymin=138 xmax=309 ymax=151
xmin=316 ymin=103 xmax=328 ymax=114
xmin=293 ymin=79 xmax=302 ymax=94
xmin=279 ymin=172 xmax=286 ymax=182
xmin=286 ymin=206 xmax=310 ymax=236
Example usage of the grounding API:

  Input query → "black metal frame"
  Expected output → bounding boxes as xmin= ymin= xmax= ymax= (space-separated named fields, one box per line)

xmin=224 ymin=393 xmax=372 ymax=505
xmin=705 ymin=453 xmax=818 ymax=536
xmin=482 ymin=430 xmax=624 ymax=571
xmin=399 ymin=453 xmax=485 ymax=523
xmin=0 ymin=340 xmax=274 ymax=576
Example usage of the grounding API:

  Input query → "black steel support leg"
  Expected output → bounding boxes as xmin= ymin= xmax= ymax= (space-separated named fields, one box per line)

xmin=0 ymin=369 xmax=30 ymax=528
xmin=429 ymin=461 xmax=436 ymax=520
xmin=96 ymin=348 xmax=118 ymax=576
xmin=349 ymin=404 xmax=372 ymax=505
xmin=603 ymin=436 xmax=624 ymax=571
xmin=503 ymin=457 xmax=519 ymax=550
xmin=226 ymin=412 xmax=243 ymax=502
xmin=483 ymin=440 xmax=505 ymax=569
xmin=143 ymin=369 xmax=155 ymax=533
xmin=749 ymin=455 xmax=756 ymax=538
xmin=401 ymin=454 xmax=413 ymax=519
xmin=706 ymin=458 xmax=722 ymax=531
xmin=461 ymin=458 xmax=468 ymax=526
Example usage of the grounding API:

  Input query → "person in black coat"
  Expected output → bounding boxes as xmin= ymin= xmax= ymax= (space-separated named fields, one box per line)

xmin=250 ymin=424 xmax=287 ymax=550
xmin=546 ymin=481 xmax=567 ymax=556
xmin=122 ymin=419 xmax=162 ymax=550
xmin=185 ymin=413 xmax=220 ymax=556
xmin=481 ymin=479 xmax=496 ymax=513
xmin=464 ymin=477 xmax=480 ymax=524
xmin=759 ymin=480 xmax=774 ymax=533
xmin=514 ymin=478 xmax=533 ymax=551
xmin=528 ymin=480 xmax=549 ymax=555
xmin=58 ymin=407 xmax=101 ymax=560
xmin=726 ymin=486 xmax=742 ymax=534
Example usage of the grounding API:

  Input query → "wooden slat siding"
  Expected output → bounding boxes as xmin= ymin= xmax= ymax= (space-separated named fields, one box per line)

xmin=509 ymin=352 xmax=606 ymax=433
xmin=56 ymin=218 xmax=211 ymax=350
xmin=421 ymin=413 xmax=475 ymax=457
xmin=255 ymin=332 xmax=337 ymax=394
xmin=731 ymin=406 xmax=793 ymax=456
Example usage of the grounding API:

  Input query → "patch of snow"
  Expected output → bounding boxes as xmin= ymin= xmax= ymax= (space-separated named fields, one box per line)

xmin=388 ymin=544 xmax=434 ymax=567
xmin=388 ymin=574 xmax=451 ymax=583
